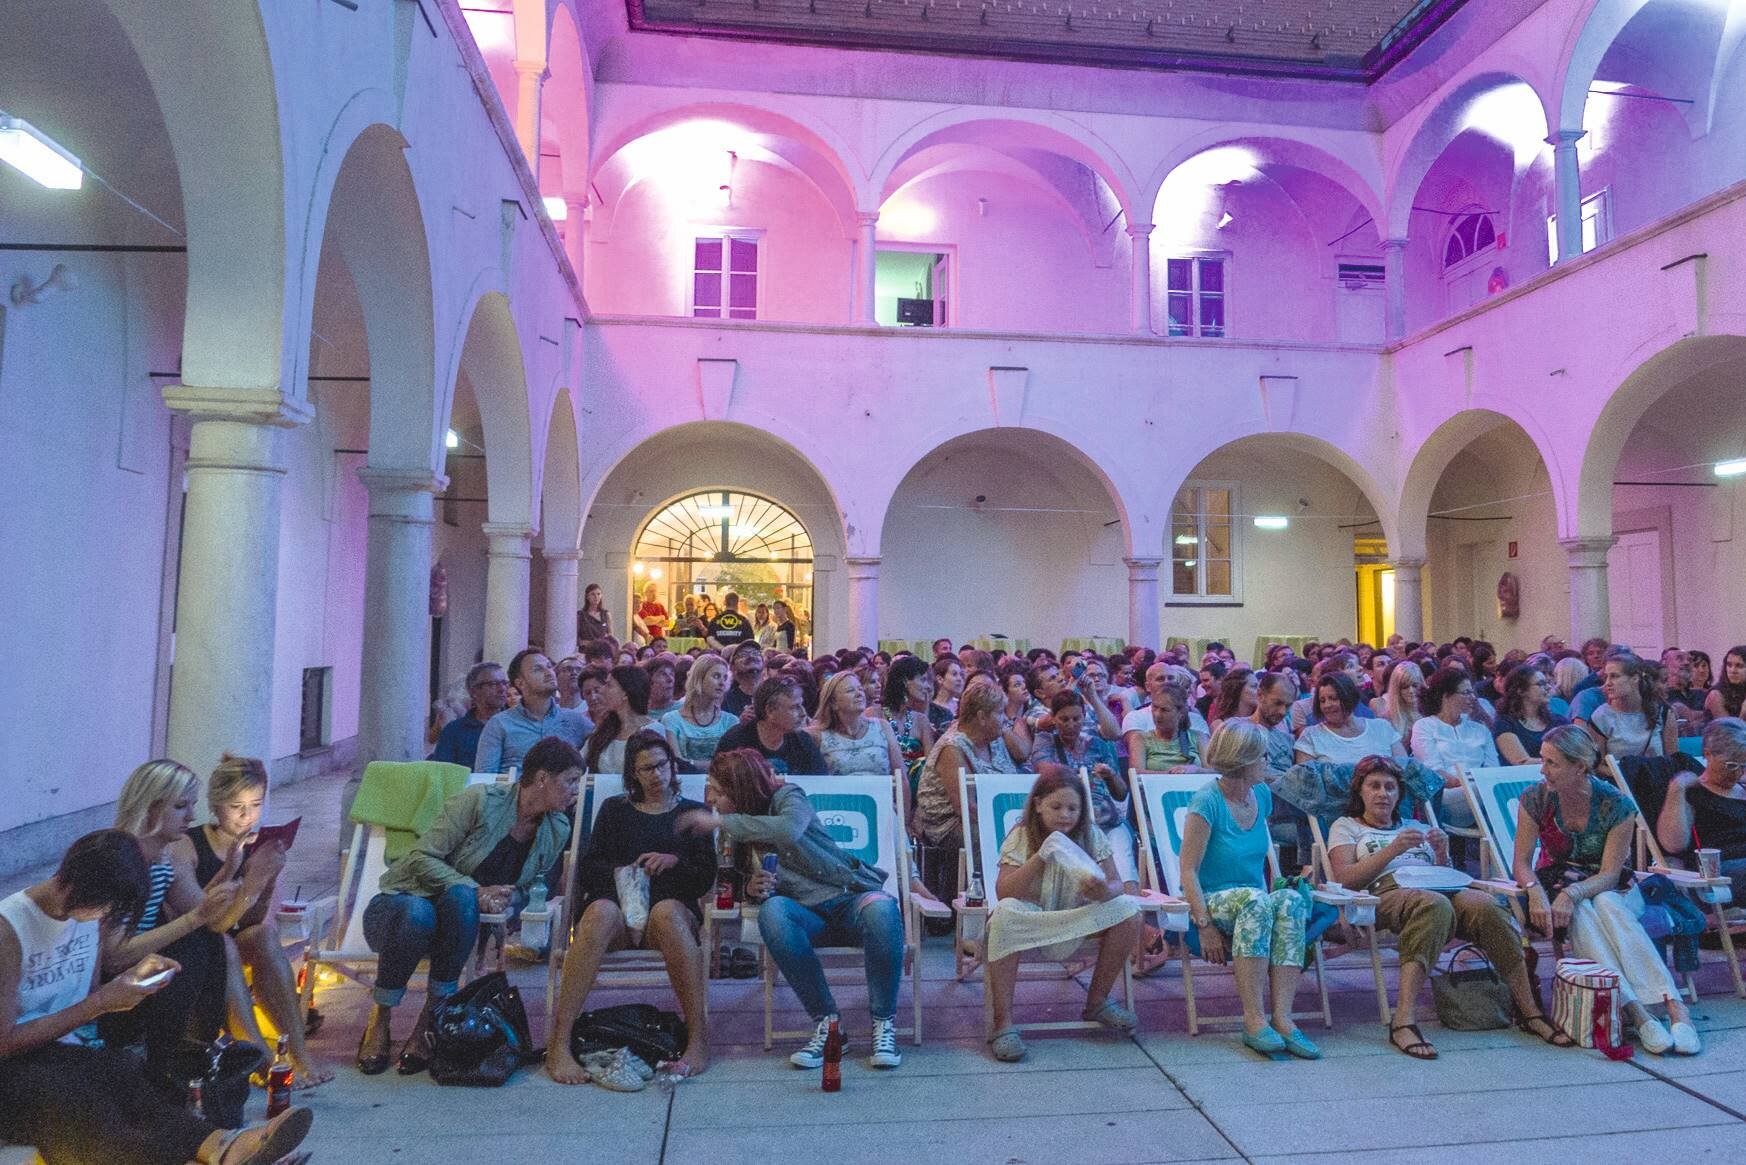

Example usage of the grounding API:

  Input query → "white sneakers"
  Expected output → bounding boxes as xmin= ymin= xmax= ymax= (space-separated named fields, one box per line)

xmin=789 ymin=1015 xmax=903 ymax=1069
xmin=1670 ymin=1021 xmax=1703 ymax=1055
xmin=1636 ymin=1016 xmax=1674 ymax=1054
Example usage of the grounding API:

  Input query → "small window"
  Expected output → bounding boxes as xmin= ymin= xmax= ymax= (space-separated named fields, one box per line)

xmin=691 ymin=233 xmax=759 ymax=320
xmin=299 ymin=666 xmax=332 ymax=752
xmin=1166 ymin=256 xmax=1226 ymax=338
xmin=1337 ymin=262 xmax=1385 ymax=290
xmin=1171 ymin=483 xmax=1238 ymax=600
xmin=1546 ymin=190 xmax=1612 ymax=263
xmin=1443 ymin=212 xmax=1498 ymax=270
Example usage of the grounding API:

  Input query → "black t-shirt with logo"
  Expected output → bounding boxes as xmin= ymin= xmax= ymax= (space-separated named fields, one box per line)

xmin=708 ymin=611 xmax=754 ymax=647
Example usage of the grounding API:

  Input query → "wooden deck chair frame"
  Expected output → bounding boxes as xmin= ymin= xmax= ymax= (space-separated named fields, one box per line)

xmin=299 ymin=820 xmax=507 ymax=1015
xmin=1130 ymin=771 xmax=1351 ymax=1035
xmin=543 ymin=770 xmax=712 ymax=1039
xmin=752 ymin=772 xmax=948 ymax=1050
xmin=1602 ymin=756 xmax=1746 ymax=1000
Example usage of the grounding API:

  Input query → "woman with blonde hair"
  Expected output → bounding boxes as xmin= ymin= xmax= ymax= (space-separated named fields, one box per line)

xmin=105 ymin=760 xmax=278 ymax=1071
xmin=661 ymin=652 xmax=736 ymax=766
xmin=1370 ymin=660 xmax=1426 ymax=746
xmin=190 ymin=755 xmax=333 ymax=1086
xmin=810 ymin=671 xmax=904 ymax=776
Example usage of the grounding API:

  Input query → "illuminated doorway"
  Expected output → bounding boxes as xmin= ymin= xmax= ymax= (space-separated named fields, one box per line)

xmin=631 ymin=490 xmax=814 ymax=641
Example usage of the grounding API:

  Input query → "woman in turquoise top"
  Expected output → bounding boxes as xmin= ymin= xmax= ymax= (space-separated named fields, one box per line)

xmin=1178 ymin=721 xmax=1315 ymax=1059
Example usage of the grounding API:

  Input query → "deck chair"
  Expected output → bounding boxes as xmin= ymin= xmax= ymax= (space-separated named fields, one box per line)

xmin=301 ymin=762 xmax=504 ymax=1012
xmin=754 ymin=772 xmax=949 ymax=1050
xmin=954 ymin=769 xmax=1182 ymax=1041
xmin=542 ymin=770 xmax=710 ymax=1037
xmin=1454 ymin=765 xmax=1552 ymax=953
xmin=1131 ymin=772 xmax=1356 ymax=1035
xmin=1603 ymin=756 xmax=1745 ymax=999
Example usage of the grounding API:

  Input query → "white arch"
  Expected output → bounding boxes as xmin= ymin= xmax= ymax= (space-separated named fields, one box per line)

xmin=1141 ymin=129 xmax=1386 ymax=234
xmin=1554 ymin=0 xmax=1655 ymax=134
xmin=1396 ymin=406 xmax=1570 ymax=562
xmin=539 ymin=387 xmax=584 ymax=552
xmin=543 ymin=1 xmax=592 ymax=191
xmin=442 ymin=285 xmax=537 ymax=529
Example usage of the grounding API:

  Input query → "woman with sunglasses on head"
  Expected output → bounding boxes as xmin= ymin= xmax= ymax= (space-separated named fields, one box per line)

xmin=1657 ymin=718 xmax=1746 ymax=891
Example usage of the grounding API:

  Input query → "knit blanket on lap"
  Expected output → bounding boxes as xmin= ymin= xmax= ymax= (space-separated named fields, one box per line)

xmin=1275 ymin=759 xmax=1447 ymax=836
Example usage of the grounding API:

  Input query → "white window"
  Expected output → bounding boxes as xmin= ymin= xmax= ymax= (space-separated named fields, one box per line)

xmin=1165 ymin=255 xmax=1226 ymax=338
xmin=1442 ymin=211 xmax=1497 ymax=271
xmin=690 ymin=232 xmax=760 ymax=320
xmin=1171 ymin=482 xmax=1239 ymax=601
xmin=1546 ymin=190 xmax=1611 ymax=263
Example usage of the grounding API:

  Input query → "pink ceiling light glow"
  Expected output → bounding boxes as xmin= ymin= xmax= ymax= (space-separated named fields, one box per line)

xmin=1155 ymin=146 xmax=1261 ymax=241
xmin=620 ymin=120 xmax=758 ymax=218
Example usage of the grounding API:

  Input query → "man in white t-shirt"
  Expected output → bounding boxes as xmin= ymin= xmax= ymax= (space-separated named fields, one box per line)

xmin=1120 ymin=663 xmax=1211 ymax=743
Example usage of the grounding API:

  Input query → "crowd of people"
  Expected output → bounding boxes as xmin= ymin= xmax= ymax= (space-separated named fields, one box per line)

xmin=7 ymin=624 xmax=1744 ymax=1161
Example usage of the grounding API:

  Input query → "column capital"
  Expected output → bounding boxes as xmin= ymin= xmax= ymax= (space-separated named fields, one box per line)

xmin=846 ymin=555 xmax=881 ymax=580
xmin=482 ymin=522 xmax=535 ymax=559
xmin=856 ymin=211 xmax=880 ymax=230
xmin=1559 ymin=535 xmax=1617 ymax=567
xmin=1381 ymin=236 xmax=1410 ymax=252
xmin=163 ymin=384 xmax=313 ymax=428
xmin=358 ymin=466 xmax=447 ymax=496
xmin=542 ymin=548 xmax=583 ymax=563
xmin=1124 ymin=557 xmax=1163 ymax=577
xmin=1389 ymin=556 xmax=1427 ymax=572
xmin=512 ymin=57 xmax=549 ymax=79
xmin=1126 ymin=221 xmax=1155 ymax=240
xmin=1546 ymin=128 xmax=1587 ymax=148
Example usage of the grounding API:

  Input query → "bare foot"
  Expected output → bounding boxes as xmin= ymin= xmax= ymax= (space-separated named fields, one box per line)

xmin=545 ymin=1047 xmax=590 ymax=1085
xmin=666 ymin=1042 xmax=710 ymax=1076
xmin=290 ymin=1054 xmax=334 ymax=1088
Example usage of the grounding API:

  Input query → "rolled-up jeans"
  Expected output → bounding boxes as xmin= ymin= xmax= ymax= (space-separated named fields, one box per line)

xmin=363 ymin=883 xmax=479 ymax=1007
xmin=759 ymin=892 xmax=904 ymax=1022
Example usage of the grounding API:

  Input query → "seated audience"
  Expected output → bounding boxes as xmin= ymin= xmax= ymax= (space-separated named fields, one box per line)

xmin=1587 ymin=653 xmax=1678 ymax=759
xmin=1493 ymin=663 xmax=1570 ymax=765
xmin=721 ymin=644 xmax=766 ymax=718
xmin=547 ymin=734 xmax=714 ymax=1083
xmin=1656 ymin=718 xmax=1746 ymax=887
xmin=475 ymin=649 xmax=592 ymax=773
xmin=1028 ymin=691 xmax=1132 ymax=886
xmin=1704 ymin=646 xmax=1746 ymax=722
xmin=1294 ymin=673 xmax=1406 ymax=766
xmin=1410 ymin=667 xmax=1496 ymax=825
xmin=555 ymin=655 xmax=587 ymax=712
xmin=191 ymin=755 xmax=333 ymax=1086
xmin=104 ymin=761 xmax=262 ymax=1071
xmin=1515 ymin=725 xmax=1698 ymax=1054
xmin=1125 ymin=682 xmax=1210 ymax=773
xmin=1122 ymin=663 xmax=1212 ymax=751
xmin=1207 ymin=668 xmax=1258 ymax=734
xmin=982 ymin=769 xmax=1143 ymax=1062
xmin=811 ymin=672 xmax=904 ymax=775
xmin=1662 ymin=648 xmax=1708 ymax=734
xmin=1248 ymin=674 xmax=1298 ymax=780
xmin=428 ymin=661 xmax=509 ymax=768
xmin=0 ymin=830 xmax=315 ymax=1165
xmin=1370 ymin=660 xmax=1425 ymax=745
xmin=582 ymin=664 xmax=655 ymax=775
xmin=661 ymin=653 xmax=736 ymax=767
xmin=1689 ymin=650 xmax=1715 ymax=694
xmin=1288 ymin=653 xmax=1374 ymax=733
xmin=716 ymin=676 xmax=828 ymax=775
xmin=356 ymin=737 xmax=580 ymax=1075
xmin=680 ymin=751 xmax=906 ymax=1070
xmin=880 ymin=655 xmax=938 ymax=772
xmin=914 ymin=683 xmax=1020 ymax=860
xmin=1551 ymin=656 xmax=1589 ymax=718
xmin=644 ymin=656 xmax=681 ymax=718
xmin=1327 ymin=757 xmax=1571 ymax=1058
xmin=1180 ymin=723 xmax=1317 ymax=1059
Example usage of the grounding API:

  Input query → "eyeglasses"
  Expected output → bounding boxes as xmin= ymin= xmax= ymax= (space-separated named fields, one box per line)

xmin=635 ymin=757 xmax=673 ymax=776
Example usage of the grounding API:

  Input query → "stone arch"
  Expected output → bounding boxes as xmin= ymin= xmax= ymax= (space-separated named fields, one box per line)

xmin=543 ymin=1 xmax=591 ymax=193
xmin=870 ymin=111 xmax=1141 ymax=224
xmin=1554 ymin=0 xmax=1655 ymax=135
xmin=445 ymin=287 xmax=536 ymax=529
xmin=103 ymin=1 xmax=289 ymax=390
xmin=539 ymin=386 xmax=583 ymax=553
xmin=1397 ymin=406 xmax=1570 ymax=561
xmin=1141 ymin=131 xmax=1385 ymax=234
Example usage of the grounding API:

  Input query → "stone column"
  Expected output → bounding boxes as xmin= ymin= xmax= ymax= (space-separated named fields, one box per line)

xmin=1549 ymin=130 xmax=1587 ymax=263
xmin=544 ymin=549 xmax=581 ymax=659
xmin=855 ymin=212 xmax=879 ymax=324
xmin=1390 ymin=557 xmax=1426 ymax=643
xmin=356 ymin=468 xmax=444 ymax=766
xmin=161 ymin=386 xmax=312 ymax=782
xmin=513 ymin=59 xmax=546 ymax=180
xmin=1382 ymin=237 xmax=1408 ymax=341
xmin=562 ymin=195 xmax=588 ymax=285
xmin=1561 ymin=535 xmax=1617 ymax=644
xmin=1127 ymin=223 xmax=1154 ymax=335
xmin=846 ymin=556 xmax=880 ymax=651
xmin=482 ymin=522 xmax=534 ymax=664
xmin=1125 ymin=557 xmax=1162 ymax=651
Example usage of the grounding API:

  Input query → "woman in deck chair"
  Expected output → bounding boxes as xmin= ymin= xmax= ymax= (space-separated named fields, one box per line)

xmin=1327 ymin=756 xmax=1573 ymax=1059
xmin=983 ymin=768 xmax=1143 ymax=1063
xmin=1180 ymin=722 xmax=1318 ymax=1060
xmin=1516 ymin=725 xmax=1700 ymax=1055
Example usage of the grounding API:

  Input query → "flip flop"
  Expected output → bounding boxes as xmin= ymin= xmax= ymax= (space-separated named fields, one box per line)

xmin=1389 ymin=1022 xmax=1438 ymax=1060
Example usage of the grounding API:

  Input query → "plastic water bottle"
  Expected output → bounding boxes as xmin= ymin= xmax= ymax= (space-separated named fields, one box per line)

xmin=527 ymin=881 xmax=548 ymax=914
xmin=522 ymin=881 xmax=550 ymax=949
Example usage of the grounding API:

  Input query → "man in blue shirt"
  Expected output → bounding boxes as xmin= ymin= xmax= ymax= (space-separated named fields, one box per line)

xmin=428 ymin=661 xmax=510 ymax=769
xmin=475 ymin=649 xmax=593 ymax=773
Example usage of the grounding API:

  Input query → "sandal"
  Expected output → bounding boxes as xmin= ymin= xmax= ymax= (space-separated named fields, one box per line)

xmin=1514 ymin=1010 xmax=1576 ymax=1048
xmin=1084 ymin=999 xmax=1138 ymax=1033
xmin=988 ymin=1027 xmax=1027 ymax=1062
xmin=1132 ymin=927 xmax=1171 ymax=977
xmin=1389 ymin=1022 xmax=1438 ymax=1060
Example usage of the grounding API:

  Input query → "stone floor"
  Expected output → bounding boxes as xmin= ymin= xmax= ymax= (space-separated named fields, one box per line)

xmin=13 ymin=768 xmax=1746 ymax=1162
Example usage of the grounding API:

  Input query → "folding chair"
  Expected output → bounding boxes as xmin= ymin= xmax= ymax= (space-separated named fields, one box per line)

xmin=1131 ymin=772 xmax=1353 ymax=1034
xmin=955 ymin=769 xmax=1182 ymax=1041
xmin=1603 ymin=756 xmax=1745 ymax=999
xmin=542 ymin=770 xmax=711 ymax=1037
xmin=755 ymin=772 xmax=949 ymax=1050
xmin=1454 ymin=765 xmax=1551 ymax=953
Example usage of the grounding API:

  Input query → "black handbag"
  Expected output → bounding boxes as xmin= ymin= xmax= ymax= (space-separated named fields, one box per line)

xmin=156 ymin=1038 xmax=265 ymax=1128
xmin=570 ymin=1003 xmax=687 ymax=1068
xmin=1431 ymin=943 xmax=1513 ymax=1031
xmin=427 ymin=971 xmax=538 ymax=1087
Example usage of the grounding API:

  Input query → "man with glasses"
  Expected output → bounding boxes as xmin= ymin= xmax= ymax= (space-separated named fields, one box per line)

xmin=476 ymin=650 xmax=594 ymax=774
xmin=429 ymin=661 xmax=511 ymax=768
xmin=554 ymin=655 xmax=587 ymax=712
xmin=722 ymin=643 xmax=767 ymax=719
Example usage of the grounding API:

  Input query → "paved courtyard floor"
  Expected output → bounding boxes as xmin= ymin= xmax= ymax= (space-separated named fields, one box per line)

xmin=14 ymin=767 xmax=1746 ymax=1162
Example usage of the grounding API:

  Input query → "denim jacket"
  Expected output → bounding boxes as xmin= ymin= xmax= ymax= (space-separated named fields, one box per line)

xmin=377 ymin=783 xmax=570 ymax=899
xmin=718 ymin=783 xmax=886 ymax=907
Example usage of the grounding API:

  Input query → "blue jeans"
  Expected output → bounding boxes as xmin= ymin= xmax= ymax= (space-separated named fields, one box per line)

xmin=758 ymin=892 xmax=904 ymax=1022
xmin=362 ymin=884 xmax=479 ymax=1007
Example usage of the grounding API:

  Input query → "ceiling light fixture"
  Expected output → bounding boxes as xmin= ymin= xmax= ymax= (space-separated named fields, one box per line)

xmin=542 ymin=196 xmax=567 ymax=221
xmin=1253 ymin=516 xmax=1290 ymax=529
xmin=445 ymin=429 xmax=460 ymax=449
xmin=0 ymin=113 xmax=83 ymax=189
xmin=1715 ymin=458 xmax=1746 ymax=478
